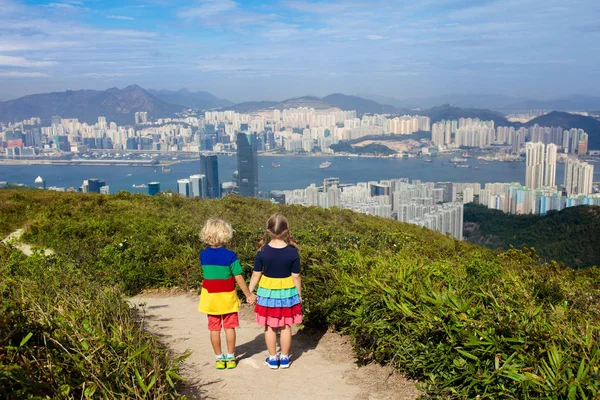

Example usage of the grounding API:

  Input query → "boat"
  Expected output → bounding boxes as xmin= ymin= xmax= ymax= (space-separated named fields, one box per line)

xmin=424 ymin=159 xmax=433 ymax=163
xmin=450 ymin=157 xmax=468 ymax=163
xmin=162 ymin=165 xmax=171 ymax=173
xmin=319 ymin=161 xmax=332 ymax=169
xmin=455 ymin=164 xmax=470 ymax=168
xmin=272 ymin=162 xmax=281 ymax=168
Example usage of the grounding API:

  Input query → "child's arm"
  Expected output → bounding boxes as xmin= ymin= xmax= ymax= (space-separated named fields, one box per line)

xmin=234 ymin=274 xmax=256 ymax=303
xmin=292 ymin=273 xmax=301 ymax=302
xmin=248 ymin=271 xmax=262 ymax=294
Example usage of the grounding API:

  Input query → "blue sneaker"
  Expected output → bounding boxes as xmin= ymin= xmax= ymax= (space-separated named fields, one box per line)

xmin=279 ymin=354 xmax=290 ymax=369
xmin=265 ymin=356 xmax=279 ymax=369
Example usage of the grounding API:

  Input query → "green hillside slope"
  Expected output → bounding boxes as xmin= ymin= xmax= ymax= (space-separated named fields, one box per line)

xmin=2 ymin=190 xmax=600 ymax=399
xmin=464 ymin=204 xmax=600 ymax=268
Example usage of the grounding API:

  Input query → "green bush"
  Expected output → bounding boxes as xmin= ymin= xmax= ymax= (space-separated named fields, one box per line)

xmin=2 ymin=190 xmax=600 ymax=398
xmin=0 ymin=244 xmax=187 ymax=399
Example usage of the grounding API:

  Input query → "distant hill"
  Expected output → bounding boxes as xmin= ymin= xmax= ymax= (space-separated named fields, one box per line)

xmin=525 ymin=111 xmax=600 ymax=149
xmin=361 ymin=93 xmax=600 ymax=112
xmin=464 ymin=204 xmax=600 ymax=268
xmin=228 ymin=94 xmax=410 ymax=115
xmin=0 ymin=85 xmax=182 ymax=125
xmin=361 ymin=93 xmax=523 ymax=111
xmin=322 ymin=93 xmax=409 ymax=115
xmin=276 ymin=96 xmax=333 ymax=110
xmin=228 ymin=101 xmax=279 ymax=113
xmin=147 ymin=89 xmax=232 ymax=110
xmin=422 ymin=104 xmax=511 ymax=127
xmin=501 ymin=95 xmax=600 ymax=112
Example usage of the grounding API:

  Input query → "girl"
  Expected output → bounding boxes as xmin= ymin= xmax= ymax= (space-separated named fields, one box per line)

xmin=249 ymin=213 xmax=302 ymax=369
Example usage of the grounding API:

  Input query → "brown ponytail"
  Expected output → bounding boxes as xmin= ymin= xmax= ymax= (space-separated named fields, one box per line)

xmin=257 ymin=213 xmax=299 ymax=252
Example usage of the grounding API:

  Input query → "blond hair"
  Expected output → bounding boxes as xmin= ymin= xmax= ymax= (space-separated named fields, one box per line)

xmin=200 ymin=219 xmax=233 ymax=247
xmin=258 ymin=213 xmax=298 ymax=251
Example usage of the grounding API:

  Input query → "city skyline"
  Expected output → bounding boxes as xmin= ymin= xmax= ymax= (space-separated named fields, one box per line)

xmin=1 ymin=0 xmax=600 ymax=102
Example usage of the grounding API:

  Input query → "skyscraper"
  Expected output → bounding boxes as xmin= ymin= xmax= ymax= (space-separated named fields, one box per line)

xmin=236 ymin=133 xmax=259 ymax=197
xmin=189 ymin=174 xmax=207 ymax=198
xmin=200 ymin=155 xmax=220 ymax=199
xmin=177 ymin=179 xmax=191 ymax=197
xmin=564 ymin=158 xmax=594 ymax=195
xmin=525 ymin=142 xmax=545 ymax=190
xmin=148 ymin=182 xmax=160 ymax=196
xmin=544 ymin=143 xmax=557 ymax=188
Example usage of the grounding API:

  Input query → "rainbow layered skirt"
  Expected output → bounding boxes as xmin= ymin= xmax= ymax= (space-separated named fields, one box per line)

xmin=255 ymin=276 xmax=302 ymax=328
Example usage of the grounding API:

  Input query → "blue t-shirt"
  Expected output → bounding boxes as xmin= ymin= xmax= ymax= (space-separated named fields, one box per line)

xmin=254 ymin=245 xmax=301 ymax=278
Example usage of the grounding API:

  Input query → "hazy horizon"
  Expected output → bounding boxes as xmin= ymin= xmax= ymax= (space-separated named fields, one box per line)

xmin=1 ymin=0 xmax=599 ymax=103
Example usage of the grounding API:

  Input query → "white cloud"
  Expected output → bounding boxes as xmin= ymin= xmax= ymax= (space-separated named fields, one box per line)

xmin=366 ymin=35 xmax=384 ymax=40
xmin=178 ymin=0 xmax=237 ymax=19
xmin=0 ymin=71 xmax=50 ymax=78
xmin=0 ymin=55 xmax=58 ymax=67
xmin=107 ymin=15 xmax=134 ymax=21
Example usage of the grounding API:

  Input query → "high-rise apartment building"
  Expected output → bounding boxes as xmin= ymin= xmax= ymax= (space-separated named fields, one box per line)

xmin=525 ymin=142 xmax=545 ymax=190
xmin=148 ymin=182 xmax=160 ymax=196
xmin=189 ymin=174 xmax=207 ymax=198
xmin=236 ymin=133 xmax=259 ymax=197
xmin=177 ymin=179 xmax=191 ymax=197
xmin=200 ymin=155 xmax=220 ymax=199
xmin=544 ymin=143 xmax=557 ymax=188
xmin=564 ymin=158 xmax=594 ymax=195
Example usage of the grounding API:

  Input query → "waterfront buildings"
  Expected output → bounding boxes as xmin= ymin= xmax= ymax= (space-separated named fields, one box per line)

xmin=236 ymin=132 xmax=259 ymax=197
xmin=81 ymin=178 xmax=106 ymax=193
xmin=34 ymin=176 xmax=45 ymax=189
xmin=544 ymin=143 xmax=557 ymax=188
xmin=282 ymin=178 xmax=465 ymax=240
xmin=177 ymin=179 xmax=191 ymax=197
xmin=479 ymin=182 xmax=600 ymax=215
xmin=200 ymin=154 xmax=220 ymax=199
xmin=525 ymin=142 xmax=553 ymax=190
xmin=148 ymin=182 xmax=160 ymax=196
xmin=564 ymin=158 xmax=595 ymax=196
xmin=189 ymin=174 xmax=207 ymax=198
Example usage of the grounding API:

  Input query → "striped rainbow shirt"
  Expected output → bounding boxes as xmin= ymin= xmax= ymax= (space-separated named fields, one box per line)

xmin=198 ymin=247 xmax=243 ymax=315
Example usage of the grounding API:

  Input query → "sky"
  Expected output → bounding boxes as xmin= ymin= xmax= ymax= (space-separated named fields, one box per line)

xmin=0 ymin=0 xmax=599 ymax=102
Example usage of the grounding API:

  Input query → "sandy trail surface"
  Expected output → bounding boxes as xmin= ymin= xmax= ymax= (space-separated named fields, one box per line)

xmin=129 ymin=292 xmax=419 ymax=400
xmin=2 ymin=228 xmax=54 ymax=256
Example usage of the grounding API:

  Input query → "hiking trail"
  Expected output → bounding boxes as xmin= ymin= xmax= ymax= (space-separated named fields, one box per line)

xmin=129 ymin=292 xmax=419 ymax=400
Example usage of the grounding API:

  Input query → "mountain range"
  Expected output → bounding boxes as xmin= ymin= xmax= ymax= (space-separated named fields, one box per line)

xmin=147 ymin=89 xmax=232 ymax=110
xmin=360 ymin=93 xmax=600 ymax=112
xmin=0 ymin=85 xmax=182 ymax=125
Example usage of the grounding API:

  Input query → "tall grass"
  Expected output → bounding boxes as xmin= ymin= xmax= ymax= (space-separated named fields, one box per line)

xmin=0 ymin=244 xmax=187 ymax=399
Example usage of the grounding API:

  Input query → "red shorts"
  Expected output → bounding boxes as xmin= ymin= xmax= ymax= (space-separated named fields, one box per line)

xmin=207 ymin=313 xmax=239 ymax=331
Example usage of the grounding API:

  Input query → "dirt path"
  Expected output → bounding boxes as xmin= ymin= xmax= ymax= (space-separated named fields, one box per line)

xmin=2 ymin=228 xmax=54 ymax=256
xmin=129 ymin=292 xmax=419 ymax=400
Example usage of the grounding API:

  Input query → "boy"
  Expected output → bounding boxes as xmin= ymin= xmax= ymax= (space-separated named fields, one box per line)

xmin=198 ymin=219 xmax=256 ymax=369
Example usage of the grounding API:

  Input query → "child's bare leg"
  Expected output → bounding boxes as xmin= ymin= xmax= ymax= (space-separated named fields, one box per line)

xmin=224 ymin=328 xmax=236 ymax=354
xmin=210 ymin=331 xmax=222 ymax=355
xmin=280 ymin=325 xmax=292 ymax=355
xmin=265 ymin=326 xmax=278 ymax=356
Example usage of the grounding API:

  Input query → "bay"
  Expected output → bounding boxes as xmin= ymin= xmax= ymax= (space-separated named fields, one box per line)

xmin=0 ymin=154 xmax=597 ymax=193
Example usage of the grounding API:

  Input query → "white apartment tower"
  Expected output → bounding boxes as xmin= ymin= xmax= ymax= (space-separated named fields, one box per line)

xmin=564 ymin=158 xmax=595 ymax=196
xmin=525 ymin=142 xmax=545 ymax=190
xmin=543 ymin=143 xmax=557 ymax=188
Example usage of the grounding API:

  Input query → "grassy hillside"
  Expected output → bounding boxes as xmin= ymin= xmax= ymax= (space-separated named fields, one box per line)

xmin=2 ymin=189 xmax=600 ymax=398
xmin=464 ymin=204 xmax=600 ymax=268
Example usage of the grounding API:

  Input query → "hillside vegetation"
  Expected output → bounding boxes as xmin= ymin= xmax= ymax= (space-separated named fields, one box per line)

xmin=464 ymin=204 xmax=600 ymax=269
xmin=2 ymin=189 xmax=600 ymax=399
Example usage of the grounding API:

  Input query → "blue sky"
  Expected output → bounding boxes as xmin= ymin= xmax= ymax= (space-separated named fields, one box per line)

xmin=1 ymin=0 xmax=599 ymax=102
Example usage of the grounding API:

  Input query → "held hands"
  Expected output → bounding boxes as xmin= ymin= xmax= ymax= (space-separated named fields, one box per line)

xmin=246 ymin=294 xmax=257 ymax=305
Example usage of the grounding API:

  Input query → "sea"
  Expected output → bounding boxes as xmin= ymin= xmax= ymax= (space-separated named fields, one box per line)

xmin=1 ymin=154 xmax=598 ymax=193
